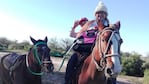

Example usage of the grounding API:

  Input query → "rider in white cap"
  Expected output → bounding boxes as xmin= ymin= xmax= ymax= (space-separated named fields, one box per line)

xmin=80 ymin=0 xmax=120 ymax=37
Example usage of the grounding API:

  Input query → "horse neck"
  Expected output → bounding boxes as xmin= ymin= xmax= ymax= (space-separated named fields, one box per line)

xmin=92 ymin=42 xmax=102 ymax=61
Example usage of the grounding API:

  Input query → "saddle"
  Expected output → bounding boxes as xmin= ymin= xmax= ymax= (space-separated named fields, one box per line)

xmin=2 ymin=53 xmax=24 ymax=71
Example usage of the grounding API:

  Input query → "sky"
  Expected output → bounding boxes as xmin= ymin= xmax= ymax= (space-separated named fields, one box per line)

xmin=0 ymin=0 xmax=149 ymax=56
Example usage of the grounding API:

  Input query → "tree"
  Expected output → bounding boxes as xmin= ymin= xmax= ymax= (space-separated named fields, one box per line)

xmin=48 ymin=37 xmax=59 ymax=50
xmin=48 ymin=37 xmax=73 ymax=57
xmin=20 ymin=40 xmax=31 ymax=50
xmin=0 ymin=37 xmax=12 ymax=50
xmin=60 ymin=38 xmax=73 ymax=50
xmin=143 ymin=62 xmax=149 ymax=70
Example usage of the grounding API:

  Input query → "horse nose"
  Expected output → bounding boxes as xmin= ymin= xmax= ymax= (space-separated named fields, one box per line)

xmin=107 ymin=68 xmax=113 ymax=75
xmin=105 ymin=67 xmax=119 ymax=78
xmin=105 ymin=67 xmax=114 ymax=78
xmin=46 ymin=63 xmax=54 ymax=72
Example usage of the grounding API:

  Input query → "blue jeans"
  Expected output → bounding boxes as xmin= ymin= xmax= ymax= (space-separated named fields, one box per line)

xmin=65 ymin=53 xmax=78 ymax=84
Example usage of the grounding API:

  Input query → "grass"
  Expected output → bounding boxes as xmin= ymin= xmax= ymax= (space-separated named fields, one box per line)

xmin=143 ymin=69 xmax=149 ymax=84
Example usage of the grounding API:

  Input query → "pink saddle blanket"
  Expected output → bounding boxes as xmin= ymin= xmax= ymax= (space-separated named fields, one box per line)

xmin=81 ymin=29 xmax=97 ymax=43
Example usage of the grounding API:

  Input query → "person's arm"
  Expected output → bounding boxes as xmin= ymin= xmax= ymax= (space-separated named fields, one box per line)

xmin=76 ymin=20 xmax=95 ymax=38
xmin=70 ymin=28 xmax=77 ymax=38
xmin=70 ymin=20 xmax=79 ymax=38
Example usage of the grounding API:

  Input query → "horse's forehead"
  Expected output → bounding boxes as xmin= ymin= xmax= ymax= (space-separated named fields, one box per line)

xmin=35 ymin=40 xmax=47 ymax=46
xmin=99 ymin=32 xmax=109 ymax=42
xmin=36 ymin=40 xmax=45 ymax=43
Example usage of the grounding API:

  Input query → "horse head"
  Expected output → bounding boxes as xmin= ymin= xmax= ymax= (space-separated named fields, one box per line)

xmin=95 ymin=21 xmax=122 ymax=78
xmin=27 ymin=36 xmax=54 ymax=75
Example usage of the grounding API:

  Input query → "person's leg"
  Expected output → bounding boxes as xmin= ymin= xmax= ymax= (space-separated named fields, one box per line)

xmin=65 ymin=53 xmax=78 ymax=84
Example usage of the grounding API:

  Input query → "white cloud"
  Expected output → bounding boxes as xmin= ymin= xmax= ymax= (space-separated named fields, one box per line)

xmin=0 ymin=12 xmax=56 ymax=43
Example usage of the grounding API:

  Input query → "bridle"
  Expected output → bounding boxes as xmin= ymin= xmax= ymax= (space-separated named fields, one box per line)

xmin=92 ymin=27 xmax=121 ymax=71
xmin=26 ymin=41 xmax=52 ymax=75
xmin=99 ymin=28 xmax=120 ymax=58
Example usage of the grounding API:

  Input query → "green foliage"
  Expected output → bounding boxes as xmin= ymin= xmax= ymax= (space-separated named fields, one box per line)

xmin=142 ymin=56 xmax=149 ymax=70
xmin=143 ymin=69 xmax=149 ymax=84
xmin=48 ymin=37 xmax=73 ymax=58
xmin=145 ymin=62 xmax=149 ymax=69
xmin=121 ymin=52 xmax=144 ymax=77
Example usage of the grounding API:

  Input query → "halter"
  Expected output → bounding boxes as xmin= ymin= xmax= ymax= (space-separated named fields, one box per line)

xmin=26 ymin=41 xmax=50 ymax=75
xmin=100 ymin=28 xmax=120 ymax=57
xmin=92 ymin=27 xmax=120 ymax=71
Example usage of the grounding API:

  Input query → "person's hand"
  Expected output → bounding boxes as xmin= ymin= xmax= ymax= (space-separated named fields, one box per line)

xmin=72 ymin=20 xmax=79 ymax=29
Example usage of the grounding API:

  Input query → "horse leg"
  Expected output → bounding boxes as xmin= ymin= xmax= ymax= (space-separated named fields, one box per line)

xmin=78 ymin=72 xmax=88 ymax=84
xmin=106 ymin=77 xmax=116 ymax=84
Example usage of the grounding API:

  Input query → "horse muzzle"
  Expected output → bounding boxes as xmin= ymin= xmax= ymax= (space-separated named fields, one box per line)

xmin=42 ymin=60 xmax=54 ymax=73
xmin=105 ymin=67 xmax=118 ymax=78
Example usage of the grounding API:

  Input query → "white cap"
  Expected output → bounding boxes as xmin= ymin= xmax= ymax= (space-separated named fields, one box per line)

xmin=94 ymin=1 xmax=108 ymax=15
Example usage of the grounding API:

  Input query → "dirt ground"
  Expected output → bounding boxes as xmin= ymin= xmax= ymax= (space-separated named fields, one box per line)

xmin=0 ymin=52 xmax=139 ymax=84
xmin=42 ymin=57 xmax=134 ymax=84
xmin=42 ymin=57 xmax=67 ymax=84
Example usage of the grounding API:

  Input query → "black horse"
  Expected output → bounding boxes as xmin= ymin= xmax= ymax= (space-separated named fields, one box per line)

xmin=0 ymin=36 xmax=54 ymax=84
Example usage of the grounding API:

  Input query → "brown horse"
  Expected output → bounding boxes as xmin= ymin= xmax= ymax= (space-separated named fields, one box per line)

xmin=78 ymin=21 xmax=122 ymax=84
xmin=0 ymin=36 xmax=54 ymax=84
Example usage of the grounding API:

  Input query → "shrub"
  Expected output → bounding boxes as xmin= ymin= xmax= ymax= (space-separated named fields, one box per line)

xmin=121 ymin=53 xmax=144 ymax=77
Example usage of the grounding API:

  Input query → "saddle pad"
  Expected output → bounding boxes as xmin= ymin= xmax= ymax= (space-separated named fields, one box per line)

xmin=3 ymin=53 xmax=23 ymax=71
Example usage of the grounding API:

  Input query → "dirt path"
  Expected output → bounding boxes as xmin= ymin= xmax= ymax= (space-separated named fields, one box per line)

xmin=42 ymin=57 xmax=67 ymax=84
xmin=42 ymin=57 xmax=133 ymax=84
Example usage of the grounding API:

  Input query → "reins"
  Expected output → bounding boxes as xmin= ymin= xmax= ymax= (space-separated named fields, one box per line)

xmin=58 ymin=41 xmax=78 ymax=71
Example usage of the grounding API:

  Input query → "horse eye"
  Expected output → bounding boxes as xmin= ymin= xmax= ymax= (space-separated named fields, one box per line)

xmin=102 ymin=39 xmax=105 ymax=42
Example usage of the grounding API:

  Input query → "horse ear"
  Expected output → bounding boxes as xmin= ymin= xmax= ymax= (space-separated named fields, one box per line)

xmin=115 ymin=21 xmax=120 ymax=30
xmin=44 ymin=36 xmax=48 ymax=43
xmin=30 ymin=36 xmax=36 ymax=44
